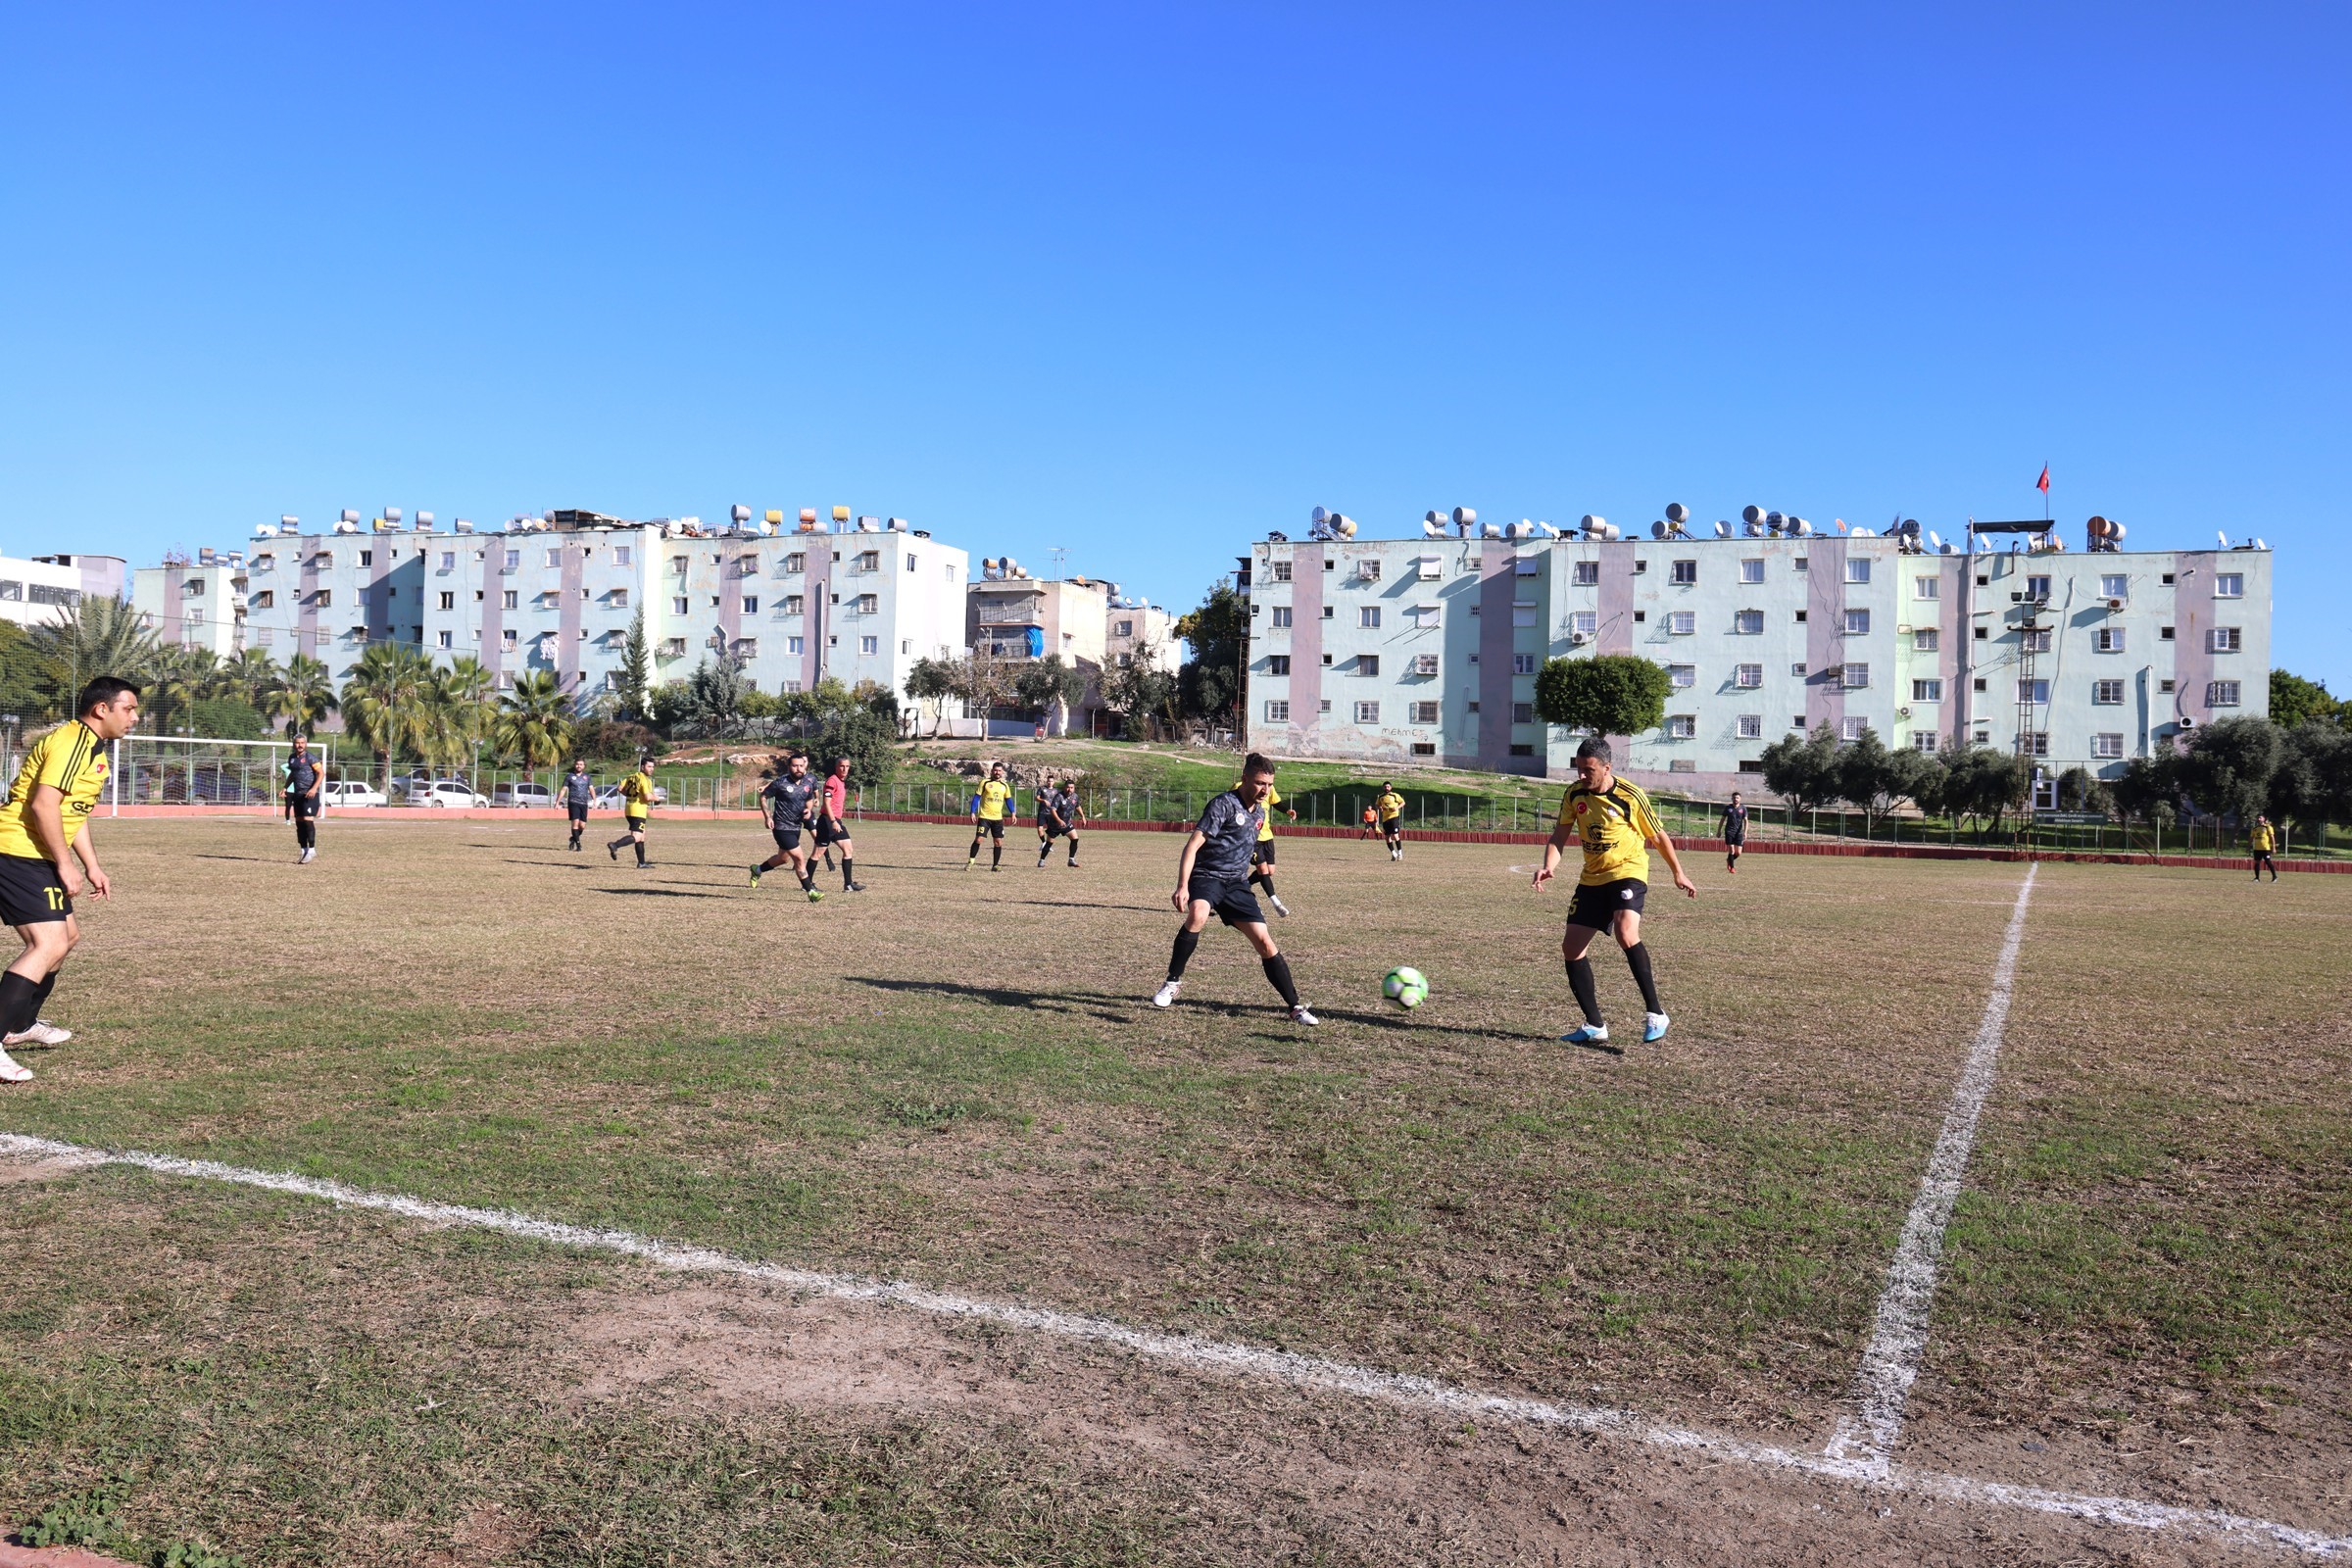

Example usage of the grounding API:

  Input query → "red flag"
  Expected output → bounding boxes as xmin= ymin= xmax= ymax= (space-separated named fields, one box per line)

xmin=2035 ymin=465 xmax=2050 ymax=494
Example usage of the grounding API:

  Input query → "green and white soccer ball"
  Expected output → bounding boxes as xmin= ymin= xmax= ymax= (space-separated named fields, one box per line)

xmin=1381 ymin=965 xmax=1430 ymax=1009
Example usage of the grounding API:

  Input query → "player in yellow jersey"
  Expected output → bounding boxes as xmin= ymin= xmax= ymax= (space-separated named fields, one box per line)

xmin=0 ymin=677 xmax=142 ymax=1084
xmin=607 ymin=759 xmax=657 ymax=866
xmin=1532 ymin=737 xmax=1695 ymax=1049
xmin=967 ymin=762 xmax=1012 ymax=871
xmin=2250 ymin=814 xmax=2278 ymax=882
xmin=1374 ymin=783 xmax=1406 ymax=860
xmin=1237 ymin=774 xmax=1297 ymax=917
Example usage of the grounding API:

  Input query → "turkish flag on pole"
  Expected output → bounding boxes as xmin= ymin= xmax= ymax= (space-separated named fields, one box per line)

xmin=2035 ymin=465 xmax=2051 ymax=493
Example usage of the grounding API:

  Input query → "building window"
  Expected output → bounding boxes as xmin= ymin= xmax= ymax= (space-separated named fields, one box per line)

xmin=1913 ymin=628 xmax=1938 ymax=652
xmin=1735 ymin=663 xmax=1762 ymax=688
xmin=1509 ymin=653 xmax=1536 ymax=674
xmin=2092 ymin=679 xmax=2124 ymax=705
xmin=612 ymin=545 xmax=632 ymax=566
xmin=1668 ymin=663 xmax=1696 ymax=689
xmin=1795 ymin=714 xmax=1811 ymax=729
xmin=608 ymin=589 xmax=628 ymax=609
xmin=2022 ymin=627 xmax=2052 ymax=652
xmin=1354 ymin=559 xmax=1382 ymax=581
xmin=1360 ymin=606 xmax=1381 ymax=629
xmin=1570 ymin=611 xmax=1597 ymax=638
xmin=1412 ymin=742 xmax=1437 ymax=756
xmin=1412 ymin=653 xmax=1440 ymax=675
xmin=1512 ymin=601 xmax=1538 ymax=628
xmin=1513 ymin=744 xmax=1540 ymax=758
xmin=1512 ymin=702 xmax=1536 ymax=723
xmin=1115 ymin=619 xmax=1134 ymax=637
xmin=500 ymin=628 xmax=516 ymax=646
xmin=1270 ymin=606 xmax=1293 ymax=628
xmin=504 ymin=550 xmax=522 ymax=570
xmin=1841 ymin=716 xmax=1867 ymax=742
xmin=1265 ymin=700 xmax=1291 ymax=722
xmin=2091 ymin=732 xmax=2126 ymax=760
xmin=2099 ymin=573 xmax=2127 ymax=599
xmin=1669 ymin=560 xmax=1697 ymax=585
xmin=1666 ymin=611 xmax=1695 ymax=635
xmin=431 ymin=630 xmax=450 ymax=649
xmin=1914 ymin=575 xmax=1938 ymax=600
xmin=313 ymin=589 xmax=332 ymax=608
xmin=1515 ymin=554 xmax=1542 ymax=576
xmin=1666 ymin=714 xmax=1696 ymax=739
xmin=2093 ymin=626 xmax=2123 ymax=652
xmin=1842 ymin=662 xmax=1870 ymax=688
xmin=1572 ymin=561 xmax=1599 ymax=586
xmin=2160 ymin=624 xmax=2175 ymax=641
xmin=859 ymin=636 xmax=879 ymax=655
xmin=666 ymin=596 xmax=686 ymax=616
xmin=2209 ymin=626 xmax=2241 ymax=653
xmin=357 ymin=550 xmax=373 ymax=567
xmin=249 ymin=589 xmax=274 ymax=610
xmin=2208 ymin=680 xmax=2241 ymax=707
xmin=786 ymin=635 xmax=806 ymax=655
xmin=1740 ymin=559 xmax=1764 ymax=584
xmin=1913 ymin=678 xmax=1943 ymax=702
xmin=1734 ymin=609 xmax=1764 ymax=634
xmin=858 ymin=551 xmax=880 ymax=571
xmin=1791 ymin=662 xmax=1807 ymax=676
xmin=433 ymin=591 xmax=452 ymax=611
xmin=2026 ymin=574 xmax=2050 ymax=599
xmin=1975 ymin=625 xmax=1989 ymax=640
xmin=784 ymin=595 xmax=804 ymax=615
xmin=857 ymin=594 xmax=878 ymax=614
xmin=1793 ymin=557 xmax=1809 ymax=572
xmin=1737 ymin=714 xmax=1763 ymax=739
xmin=1843 ymin=608 xmax=1871 ymax=636
xmin=1269 ymin=560 xmax=1292 ymax=583
xmin=1974 ymin=677 xmax=1988 ymax=692
xmin=730 ymin=637 xmax=758 ymax=659
xmin=1846 ymin=559 xmax=1872 ymax=584
xmin=1795 ymin=610 xmax=1807 ymax=623
xmin=783 ymin=553 xmax=806 ymax=574
xmin=2017 ymin=731 xmax=2049 ymax=757
xmin=741 ymin=596 xmax=758 ymax=613
xmin=1319 ymin=699 xmax=1332 ymax=713
xmin=1267 ymin=655 xmax=1292 ymax=675
xmin=1907 ymin=731 xmax=1937 ymax=754
xmin=503 ymin=590 xmax=518 ymax=610
xmin=2018 ymin=678 xmax=2050 ymax=705
xmin=2214 ymin=573 xmax=2243 ymax=598
xmin=1410 ymin=701 xmax=1440 ymax=724
xmin=1357 ymin=655 xmax=1380 ymax=676
xmin=1353 ymin=701 xmax=1381 ymax=723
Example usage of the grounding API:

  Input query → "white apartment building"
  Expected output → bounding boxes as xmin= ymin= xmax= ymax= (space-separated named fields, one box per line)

xmin=0 ymin=553 xmax=91 ymax=630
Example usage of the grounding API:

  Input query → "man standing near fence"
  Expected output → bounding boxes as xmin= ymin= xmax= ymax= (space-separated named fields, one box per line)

xmin=2250 ymin=814 xmax=2279 ymax=882
xmin=1376 ymin=783 xmax=1406 ymax=861
xmin=284 ymin=734 xmax=323 ymax=864
xmin=0 ymin=677 xmax=143 ymax=1084
xmin=968 ymin=762 xmax=1012 ymax=872
xmin=563 ymin=760 xmax=593 ymax=851
xmin=1720 ymin=791 xmax=1748 ymax=875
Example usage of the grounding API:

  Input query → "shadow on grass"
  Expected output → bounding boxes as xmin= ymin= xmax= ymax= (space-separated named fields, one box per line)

xmin=592 ymin=886 xmax=738 ymax=901
xmin=189 ymin=853 xmax=283 ymax=862
xmin=849 ymin=976 xmax=1528 ymax=1042
xmin=979 ymin=899 xmax=1156 ymax=914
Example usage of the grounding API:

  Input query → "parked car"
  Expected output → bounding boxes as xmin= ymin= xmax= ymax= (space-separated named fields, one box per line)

xmin=418 ymin=780 xmax=489 ymax=808
xmin=491 ymin=781 xmax=556 ymax=808
xmin=321 ymin=780 xmax=386 ymax=808
xmin=588 ymin=783 xmax=668 ymax=808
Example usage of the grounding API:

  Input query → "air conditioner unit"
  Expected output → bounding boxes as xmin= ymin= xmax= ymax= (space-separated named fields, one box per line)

xmin=1568 ymin=631 xmax=1591 ymax=647
xmin=2107 ymin=598 xmax=2124 ymax=611
xmin=2178 ymin=715 xmax=2197 ymax=730
xmin=1897 ymin=706 xmax=1912 ymax=718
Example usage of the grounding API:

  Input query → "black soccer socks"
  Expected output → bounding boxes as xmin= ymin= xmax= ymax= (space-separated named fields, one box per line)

xmin=1624 ymin=943 xmax=1663 ymax=1015
xmin=1567 ymin=956 xmax=1601 ymax=1026
xmin=1261 ymin=953 xmax=1300 ymax=1008
xmin=1167 ymin=927 xmax=1201 ymax=982
xmin=0 ymin=969 xmax=43 ymax=1037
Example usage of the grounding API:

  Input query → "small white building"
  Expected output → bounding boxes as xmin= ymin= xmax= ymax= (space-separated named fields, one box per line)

xmin=0 ymin=553 xmax=89 ymax=630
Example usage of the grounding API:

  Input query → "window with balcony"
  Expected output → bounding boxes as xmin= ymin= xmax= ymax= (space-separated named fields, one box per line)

xmin=1668 ymin=663 xmax=1695 ymax=689
xmin=313 ymin=589 xmax=332 ymax=608
xmin=858 ymin=551 xmax=879 ymax=571
xmin=662 ymin=637 xmax=687 ymax=658
xmin=1667 ymin=611 xmax=1695 ymax=635
xmin=854 ymin=594 xmax=876 ymax=613
xmin=250 ymin=590 xmax=274 ymax=609
xmin=783 ymin=553 xmax=806 ymax=574
xmin=1737 ymin=714 xmax=1763 ymax=739
xmin=1666 ymin=714 xmax=1696 ymax=739
xmin=1412 ymin=654 xmax=1440 ymax=675
xmin=1355 ymin=559 xmax=1382 ymax=580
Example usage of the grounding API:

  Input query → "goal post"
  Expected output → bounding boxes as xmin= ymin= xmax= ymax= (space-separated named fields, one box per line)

xmin=107 ymin=734 xmax=344 ymax=813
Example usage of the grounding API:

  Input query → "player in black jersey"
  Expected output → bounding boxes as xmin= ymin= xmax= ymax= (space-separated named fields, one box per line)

xmin=1721 ymin=792 xmax=1748 ymax=875
xmin=750 ymin=754 xmax=826 ymax=902
xmin=283 ymin=733 xmax=322 ymax=863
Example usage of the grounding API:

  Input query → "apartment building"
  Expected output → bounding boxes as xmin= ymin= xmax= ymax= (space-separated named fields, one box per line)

xmin=135 ymin=510 xmax=970 ymax=706
xmin=965 ymin=569 xmax=1180 ymax=731
xmin=0 ymin=553 xmax=94 ymax=631
xmin=1243 ymin=524 xmax=2274 ymax=795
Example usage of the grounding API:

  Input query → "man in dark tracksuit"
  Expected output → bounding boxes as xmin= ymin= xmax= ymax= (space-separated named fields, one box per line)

xmin=563 ymin=760 xmax=594 ymax=851
xmin=285 ymin=734 xmax=322 ymax=863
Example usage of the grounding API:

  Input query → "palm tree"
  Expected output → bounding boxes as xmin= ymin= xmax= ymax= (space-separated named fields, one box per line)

xmin=340 ymin=642 xmax=433 ymax=790
xmin=492 ymin=669 xmax=575 ymax=768
xmin=27 ymin=596 xmax=160 ymax=715
xmin=146 ymin=646 xmax=220 ymax=734
xmin=223 ymin=647 xmax=281 ymax=710
xmin=268 ymin=653 xmax=338 ymax=738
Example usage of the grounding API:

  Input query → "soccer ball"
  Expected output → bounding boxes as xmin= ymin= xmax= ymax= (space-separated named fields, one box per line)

xmin=1381 ymin=966 xmax=1430 ymax=1009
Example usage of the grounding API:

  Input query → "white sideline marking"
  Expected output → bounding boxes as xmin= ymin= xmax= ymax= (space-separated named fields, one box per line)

xmin=2 ymin=1125 xmax=2346 ymax=1556
xmin=1826 ymin=863 xmax=2037 ymax=1471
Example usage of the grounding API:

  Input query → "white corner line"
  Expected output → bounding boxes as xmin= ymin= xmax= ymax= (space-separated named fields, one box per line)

xmin=1827 ymin=863 xmax=2037 ymax=1471
xmin=2 ymin=1110 xmax=2346 ymax=1555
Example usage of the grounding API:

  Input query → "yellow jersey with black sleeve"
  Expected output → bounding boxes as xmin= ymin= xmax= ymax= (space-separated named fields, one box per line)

xmin=0 ymin=720 xmax=109 ymax=863
xmin=2251 ymin=822 xmax=2276 ymax=853
xmin=1375 ymin=790 xmax=1404 ymax=823
xmin=619 ymin=772 xmax=656 ymax=820
xmin=1557 ymin=776 xmax=1664 ymax=887
xmin=1235 ymin=781 xmax=1283 ymax=841
xmin=976 ymin=779 xmax=1013 ymax=821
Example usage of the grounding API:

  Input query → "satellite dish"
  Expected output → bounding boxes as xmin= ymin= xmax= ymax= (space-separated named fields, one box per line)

xmin=1714 ymin=520 xmax=1731 ymax=538
xmin=1927 ymin=530 xmax=1942 ymax=550
xmin=2217 ymin=530 xmax=2229 ymax=548
xmin=1852 ymin=526 xmax=1875 ymax=537
xmin=2255 ymin=537 xmax=2267 ymax=549
xmin=1310 ymin=506 xmax=1329 ymax=526
xmin=1835 ymin=518 xmax=1849 ymax=533
xmin=1741 ymin=505 xmax=1765 ymax=525
xmin=1665 ymin=502 xmax=1689 ymax=524
xmin=1536 ymin=520 xmax=1560 ymax=537
xmin=1422 ymin=517 xmax=1446 ymax=538
xmin=1451 ymin=506 xmax=1477 ymax=526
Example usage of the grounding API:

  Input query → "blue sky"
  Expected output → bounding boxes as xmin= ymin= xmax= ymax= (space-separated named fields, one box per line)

xmin=4 ymin=4 xmax=2345 ymax=687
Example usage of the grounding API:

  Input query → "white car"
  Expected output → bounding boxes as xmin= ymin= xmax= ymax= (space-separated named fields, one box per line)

xmin=418 ymin=781 xmax=489 ymax=808
xmin=320 ymin=780 xmax=386 ymax=808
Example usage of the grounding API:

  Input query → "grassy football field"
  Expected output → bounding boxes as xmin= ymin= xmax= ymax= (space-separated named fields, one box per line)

xmin=0 ymin=814 xmax=2344 ymax=1565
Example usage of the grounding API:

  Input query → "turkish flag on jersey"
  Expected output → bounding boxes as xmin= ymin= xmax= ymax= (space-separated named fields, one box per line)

xmin=2035 ymin=465 xmax=2051 ymax=493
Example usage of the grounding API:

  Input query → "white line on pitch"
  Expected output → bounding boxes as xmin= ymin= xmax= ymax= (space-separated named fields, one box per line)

xmin=1 ymin=1125 xmax=2345 ymax=1556
xmin=1826 ymin=863 xmax=2037 ymax=1471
